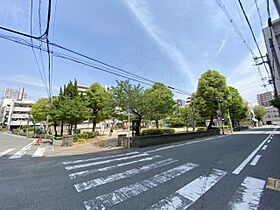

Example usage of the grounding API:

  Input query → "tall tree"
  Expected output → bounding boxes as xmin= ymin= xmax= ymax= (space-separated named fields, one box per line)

xmin=30 ymin=98 xmax=49 ymax=133
xmin=144 ymin=83 xmax=175 ymax=129
xmin=192 ymin=70 xmax=230 ymax=129
xmin=112 ymin=80 xmax=148 ymax=136
xmin=86 ymin=83 xmax=113 ymax=131
xmin=254 ymin=106 xmax=267 ymax=122
xmin=228 ymin=86 xmax=249 ymax=126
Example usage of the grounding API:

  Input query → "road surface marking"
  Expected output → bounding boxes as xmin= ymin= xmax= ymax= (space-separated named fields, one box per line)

xmin=267 ymin=139 xmax=271 ymax=143
xmin=266 ymin=177 xmax=280 ymax=191
xmin=0 ymin=148 xmax=15 ymax=157
xmin=75 ymin=158 xmax=178 ymax=192
xmin=261 ymin=145 xmax=267 ymax=150
xmin=228 ymin=176 xmax=265 ymax=210
xmin=83 ymin=163 xmax=198 ymax=210
xmin=9 ymin=140 xmax=36 ymax=159
xmin=250 ymin=155 xmax=261 ymax=166
xmin=147 ymin=168 xmax=227 ymax=210
xmin=146 ymin=135 xmax=228 ymax=153
xmin=63 ymin=151 xmax=139 ymax=165
xmin=69 ymin=155 xmax=161 ymax=179
xmin=232 ymin=135 xmax=271 ymax=174
xmin=32 ymin=147 xmax=46 ymax=157
xmin=65 ymin=153 xmax=149 ymax=171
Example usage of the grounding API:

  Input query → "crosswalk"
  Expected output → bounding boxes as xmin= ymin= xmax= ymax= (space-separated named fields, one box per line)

xmin=63 ymin=151 xmax=267 ymax=210
xmin=0 ymin=143 xmax=46 ymax=160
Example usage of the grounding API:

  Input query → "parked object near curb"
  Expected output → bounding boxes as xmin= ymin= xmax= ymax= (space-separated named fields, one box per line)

xmin=62 ymin=135 xmax=74 ymax=147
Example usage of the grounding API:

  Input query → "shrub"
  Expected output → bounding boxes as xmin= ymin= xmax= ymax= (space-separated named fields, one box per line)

xmin=82 ymin=131 xmax=98 ymax=138
xmin=54 ymin=136 xmax=63 ymax=140
xmin=141 ymin=128 xmax=175 ymax=136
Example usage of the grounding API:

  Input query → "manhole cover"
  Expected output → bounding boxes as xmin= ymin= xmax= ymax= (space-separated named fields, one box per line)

xmin=266 ymin=177 xmax=280 ymax=192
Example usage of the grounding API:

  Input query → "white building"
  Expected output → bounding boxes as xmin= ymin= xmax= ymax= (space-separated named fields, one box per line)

xmin=0 ymin=87 xmax=34 ymax=130
xmin=263 ymin=106 xmax=280 ymax=125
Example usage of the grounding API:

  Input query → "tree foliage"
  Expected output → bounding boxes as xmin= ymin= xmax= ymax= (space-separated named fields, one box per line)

xmin=192 ymin=70 xmax=229 ymax=129
xmin=270 ymin=97 xmax=280 ymax=109
xmin=254 ymin=106 xmax=267 ymax=121
xmin=144 ymin=82 xmax=175 ymax=129
xmin=86 ymin=83 xmax=113 ymax=131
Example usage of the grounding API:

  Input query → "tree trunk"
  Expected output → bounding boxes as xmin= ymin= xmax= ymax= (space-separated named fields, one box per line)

xmin=33 ymin=123 xmax=36 ymax=134
xmin=207 ymin=116 xmax=214 ymax=130
xmin=155 ymin=120 xmax=159 ymax=129
xmin=92 ymin=118 xmax=96 ymax=132
xmin=60 ymin=121 xmax=64 ymax=136
xmin=54 ymin=122 xmax=58 ymax=136
xmin=70 ymin=124 xmax=73 ymax=135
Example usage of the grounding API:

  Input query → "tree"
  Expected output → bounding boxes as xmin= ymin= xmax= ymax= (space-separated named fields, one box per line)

xmin=30 ymin=98 xmax=49 ymax=133
xmin=112 ymin=80 xmax=148 ymax=136
xmin=169 ymin=106 xmax=192 ymax=130
xmin=270 ymin=97 xmax=280 ymax=109
xmin=192 ymin=70 xmax=230 ymax=129
xmin=228 ymin=86 xmax=249 ymax=126
xmin=86 ymin=83 xmax=113 ymax=131
xmin=254 ymin=106 xmax=267 ymax=121
xmin=144 ymin=83 xmax=175 ymax=129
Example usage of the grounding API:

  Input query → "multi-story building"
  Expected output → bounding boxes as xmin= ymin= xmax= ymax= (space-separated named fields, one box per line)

xmin=263 ymin=19 xmax=280 ymax=96
xmin=0 ymin=87 xmax=34 ymax=130
xmin=257 ymin=91 xmax=274 ymax=107
xmin=263 ymin=106 xmax=280 ymax=125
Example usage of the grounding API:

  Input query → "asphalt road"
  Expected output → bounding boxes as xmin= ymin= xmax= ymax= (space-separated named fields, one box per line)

xmin=0 ymin=127 xmax=279 ymax=210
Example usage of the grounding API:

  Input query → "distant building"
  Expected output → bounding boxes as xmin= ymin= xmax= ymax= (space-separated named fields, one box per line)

xmin=176 ymin=99 xmax=186 ymax=107
xmin=77 ymin=84 xmax=89 ymax=95
xmin=263 ymin=106 xmax=280 ymax=125
xmin=257 ymin=91 xmax=274 ymax=107
xmin=0 ymin=87 xmax=34 ymax=130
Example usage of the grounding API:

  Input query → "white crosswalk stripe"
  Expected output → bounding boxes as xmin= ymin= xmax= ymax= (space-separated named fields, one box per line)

xmin=74 ymin=158 xmax=177 ymax=192
xmin=32 ymin=147 xmax=46 ymax=157
xmin=83 ymin=163 xmax=198 ymax=210
xmin=0 ymin=148 xmax=15 ymax=157
xmin=63 ymin=151 xmax=140 ymax=165
xmin=69 ymin=155 xmax=161 ymax=180
xmin=65 ymin=153 xmax=150 ymax=171
xmin=228 ymin=176 xmax=265 ymax=210
xmin=147 ymin=168 xmax=227 ymax=210
xmin=9 ymin=140 xmax=35 ymax=159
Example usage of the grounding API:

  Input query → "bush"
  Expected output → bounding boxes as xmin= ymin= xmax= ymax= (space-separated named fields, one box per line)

xmin=141 ymin=128 xmax=175 ymax=136
xmin=212 ymin=125 xmax=230 ymax=129
xmin=54 ymin=136 xmax=63 ymax=140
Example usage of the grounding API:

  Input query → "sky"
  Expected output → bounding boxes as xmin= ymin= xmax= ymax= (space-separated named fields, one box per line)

xmin=0 ymin=0 xmax=278 ymax=105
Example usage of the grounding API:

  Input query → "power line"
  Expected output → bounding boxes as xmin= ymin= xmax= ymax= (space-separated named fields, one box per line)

xmin=255 ymin=0 xmax=264 ymax=28
xmin=0 ymin=33 xmax=192 ymax=96
xmin=236 ymin=0 xmax=270 ymax=76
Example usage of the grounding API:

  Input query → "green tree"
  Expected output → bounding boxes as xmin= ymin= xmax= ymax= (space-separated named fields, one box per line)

xmin=270 ymin=97 xmax=280 ymax=109
xmin=112 ymin=80 xmax=148 ymax=136
xmin=254 ymin=106 xmax=267 ymax=121
xmin=144 ymin=83 xmax=175 ymax=129
xmin=30 ymin=98 xmax=49 ymax=133
xmin=169 ymin=106 xmax=192 ymax=130
xmin=228 ymin=86 xmax=249 ymax=126
xmin=86 ymin=82 xmax=114 ymax=131
xmin=192 ymin=70 xmax=230 ymax=129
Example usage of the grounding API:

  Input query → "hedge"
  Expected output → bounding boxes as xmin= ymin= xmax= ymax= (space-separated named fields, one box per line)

xmin=141 ymin=128 xmax=175 ymax=136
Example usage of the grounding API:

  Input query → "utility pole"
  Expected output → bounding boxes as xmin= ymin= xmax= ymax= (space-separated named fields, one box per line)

xmin=216 ymin=98 xmax=224 ymax=135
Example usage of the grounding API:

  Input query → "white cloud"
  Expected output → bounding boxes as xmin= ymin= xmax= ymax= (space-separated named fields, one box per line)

xmin=217 ymin=39 xmax=226 ymax=55
xmin=124 ymin=0 xmax=195 ymax=87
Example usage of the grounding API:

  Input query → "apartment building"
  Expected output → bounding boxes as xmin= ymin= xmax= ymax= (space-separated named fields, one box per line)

xmin=257 ymin=91 xmax=274 ymax=107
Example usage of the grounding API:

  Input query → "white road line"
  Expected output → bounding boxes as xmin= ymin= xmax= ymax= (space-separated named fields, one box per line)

xmin=250 ymin=155 xmax=261 ymax=166
xmin=83 ymin=163 xmax=198 ymax=210
xmin=0 ymin=148 xmax=15 ymax=157
xmin=63 ymin=151 xmax=140 ymax=165
xmin=146 ymin=135 xmax=227 ymax=153
xmin=261 ymin=145 xmax=267 ymax=150
xmin=69 ymin=155 xmax=161 ymax=180
xmin=228 ymin=176 xmax=265 ymax=210
xmin=232 ymin=135 xmax=271 ymax=174
xmin=9 ymin=140 xmax=36 ymax=159
xmin=147 ymin=168 xmax=227 ymax=210
xmin=75 ymin=158 xmax=178 ymax=192
xmin=65 ymin=153 xmax=149 ymax=171
xmin=32 ymin=147 xmax=46 ymax=157
xmin=267 ymin=139 xmax=271 ymax=143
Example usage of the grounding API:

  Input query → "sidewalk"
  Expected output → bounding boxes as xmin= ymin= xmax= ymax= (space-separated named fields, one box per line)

xmin=44 ymin=135 xmax=122 ymax=157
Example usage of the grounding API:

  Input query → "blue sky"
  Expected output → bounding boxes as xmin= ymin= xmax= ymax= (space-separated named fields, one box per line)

xmin=0 ymin=0 xmax=278 ymax=104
